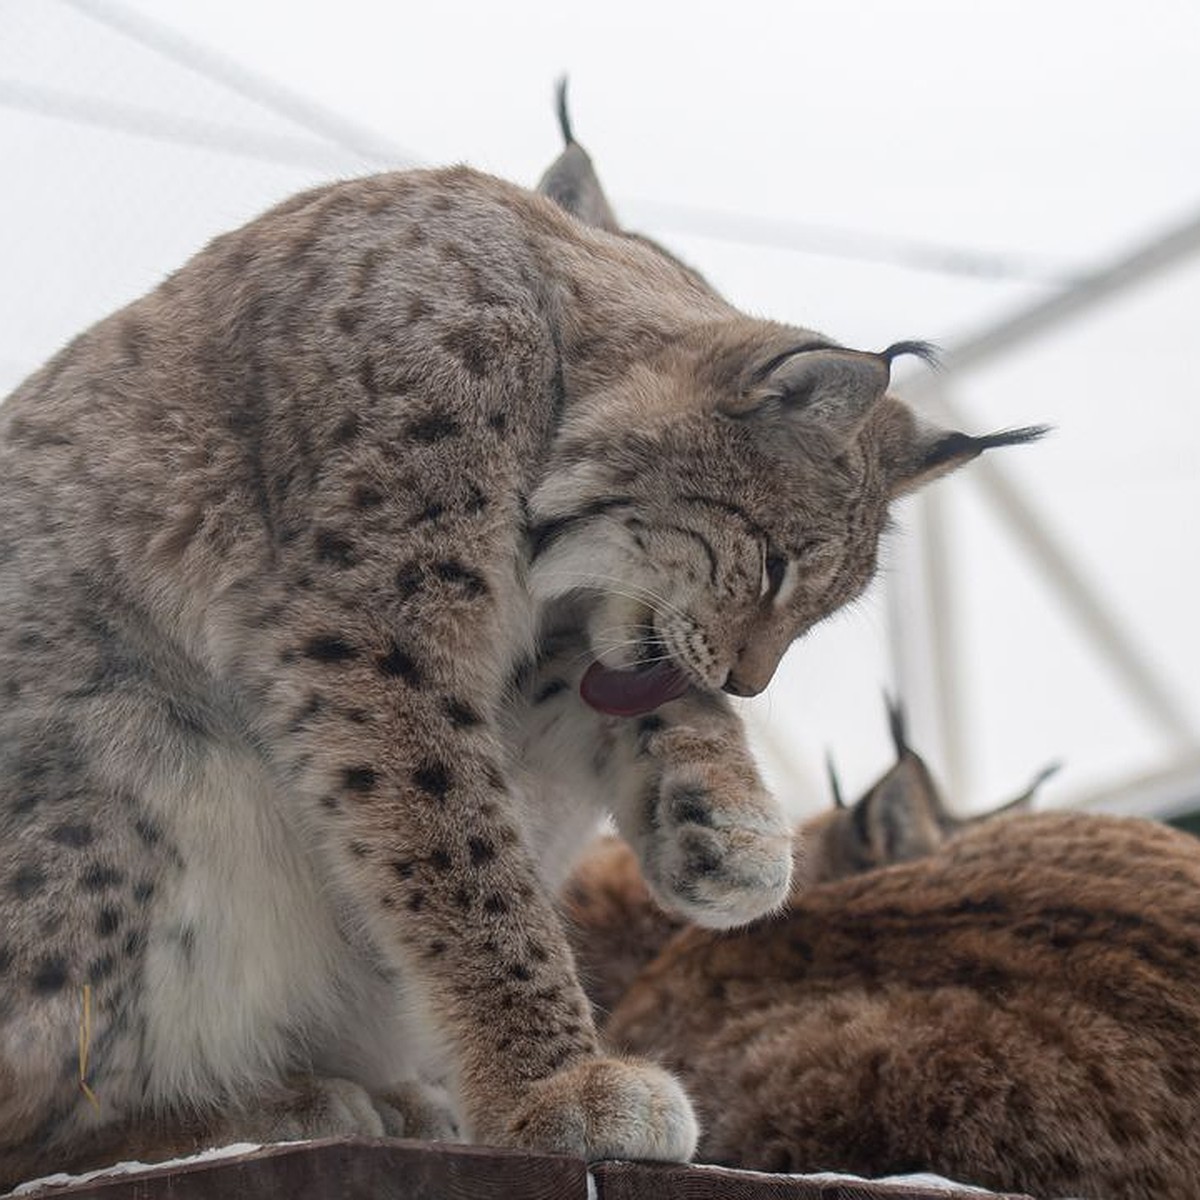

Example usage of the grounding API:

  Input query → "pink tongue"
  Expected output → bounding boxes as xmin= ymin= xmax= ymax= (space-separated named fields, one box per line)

xmin=579 ymin=660 xmax=691 ymax=717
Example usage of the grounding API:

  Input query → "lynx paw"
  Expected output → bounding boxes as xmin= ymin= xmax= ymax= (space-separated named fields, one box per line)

xmin=242 ymin=1076 xmax=388 ymax=1139
xmin=642 ymin=757 xmax=792 ymax=928
xmin=501 ymin=1057 xmax=698 ymax=1161
xmin=373 ymin=1079 xmax=460 ymax=1141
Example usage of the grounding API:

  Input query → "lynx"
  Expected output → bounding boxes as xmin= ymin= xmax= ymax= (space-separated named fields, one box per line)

xmin=566 ymin=715 xmax=1200 ymax=1199
xmin=564 ymin=697 xmax=1053 ymax=1019
xmin=0 ymin=94 xmax=1041 ymax=1185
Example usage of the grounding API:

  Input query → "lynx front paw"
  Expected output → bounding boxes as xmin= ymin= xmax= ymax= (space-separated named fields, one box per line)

xmin=642 ymin=753 xmax=792 ymax=928
xmin=502 ymin=1057 xmax=698 ymax=1162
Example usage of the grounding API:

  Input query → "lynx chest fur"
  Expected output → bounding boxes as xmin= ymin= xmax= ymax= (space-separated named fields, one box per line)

xmin=0 ymin=117 xmax=1040 ymax=1186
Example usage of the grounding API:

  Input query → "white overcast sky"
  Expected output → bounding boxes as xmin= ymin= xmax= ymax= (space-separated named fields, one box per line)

xmin=3 ymin=0 xmax=1199 ymax=815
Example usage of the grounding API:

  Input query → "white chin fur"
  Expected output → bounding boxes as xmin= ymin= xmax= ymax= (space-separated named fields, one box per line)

xmin=527 ymin=524 xmax=631 ymax=605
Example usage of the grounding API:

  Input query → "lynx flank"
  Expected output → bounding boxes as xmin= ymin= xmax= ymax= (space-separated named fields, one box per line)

xmin=566 ymin=715 xmax=1196 ymax=1200
xmin=601 ymin=811 xmax=1200 ymax=1199
xmin=0 ymin=97 xmax=1041 ymax=1183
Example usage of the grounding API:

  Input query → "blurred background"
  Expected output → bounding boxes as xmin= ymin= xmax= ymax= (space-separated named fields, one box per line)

xmin=3 ymin=0 xmax=1199 ymax=823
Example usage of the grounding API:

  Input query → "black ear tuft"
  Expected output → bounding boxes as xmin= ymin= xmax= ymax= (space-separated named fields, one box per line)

xmin=555 ymin=76 xmax=575 ymax=147
xmin=971 ymin=424 xmax=1053 ymax=451
xmin=922 ymin=424 xmax=1051 ymax=473
xmin=880 ymin=340 xmax=941 ymax=369
xmin=826 ymin=751 xmax=846 ymax=810
xmin=884 ymin=692 xmax=909 ymax=759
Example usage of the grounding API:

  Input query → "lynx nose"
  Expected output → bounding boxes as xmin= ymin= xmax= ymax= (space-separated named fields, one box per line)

xmin=723 ymin=634 xmax=789 ymax=697
xmin=722 ymin=674 xmax=760 ymax=698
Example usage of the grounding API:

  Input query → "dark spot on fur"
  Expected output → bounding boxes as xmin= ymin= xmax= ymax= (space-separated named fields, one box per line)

xmin=545 ymin=1047 xmax=573 ymax=1072
xmin=377 ymin=642 xmax=422 ymax=685
xmin=527 ymin=941 xmax=548 ymax=963
xmin=683 ymin=840 xmax=722 ymax=878
xmin=484 ymin=764 xmax=505 ymax=790
xmin=427 ymin=940 xmax=446 ymax=957
xmin=133 ymin=817 xmax=162 ymax=847
xmin=335 ymin=307 xmax=360 ymax=334
xmin=508 ymin=963 xmax=533 ymax=981
xmin=13 ymin=865 xmax=46 ymax=899
xmin=395 ymin=562 xmax=424 ymax=600
xmin=483 ymin=894 xmax=508 ymax=915
xmin=442 ymin=697 xmax=483 ymax=728
xmin=487 ymin=412 xmax=507 ymax=434
xmin=304 ymin=635 xmax=358 ymax=663
xmin=33 ymin=957 xmax=69 ymax=994
xmin=320 ymin=795 xmax=340 ymax=811
xmin=407 ymin=296 xmax=429 ymax=324
xmin=132 ymin=880 xmax=155 ymax=905
xmin=352 ymin=483 xmax=383 ymax=509
xmin=391 ymin=859 xmax=414 ymax=880
xmin=637 ymin=715 xmax=665 ymax=740
xmin=441 ymin=327 xmax=492 ymax=377
xmin=315 ymin=529 xmax=357 ymax=568
xmin=412 ymin=500 xmax=445 ymax=525
xmin=468 ymin=836 xmax=496 ymax=865
xmin=413 ymin=761 xmax=452 ymax=801
xmin=332 ymin=412 xmax=360 ymax=444
xmin=96 ymin=907 xmax=122 ymax=937
xmin=434 ymin=560 xmax=488 ymax=597
xmin=0 ymin=946 xmax=11 ymax=974
xmin=88 ymin=954 xmax=117 ymax=983
xmin=348 ymin=841 xmax=370 ymax=859
xmin=408 ymin=412 xmax=461 ymax=443
xmin=465 ymin=482 xmax=489 ymax=514
xmin=407 ymin=890 xmax=426 ymax=912
xmin=453 ymin=885 xmax=471 ymax=910
xmin=534 ymin=679 xmax=567 ymax=705
xmin=669 ymin=786 xmax=713 ymax=827
xmin=429 ymin=848 xmax=453 ymax=872
xmin=50 ymin=822 xmax=94 ymax=848
xmin=343 ymin=766 xmax=378 ymax=794
xmin=82 ymin=863 xmax=124 ymax=892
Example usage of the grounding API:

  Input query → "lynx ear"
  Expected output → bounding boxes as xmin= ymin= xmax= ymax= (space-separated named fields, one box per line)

xmin=845 ymin=694 xmax=951 ymax=865
xmin=536 ymin=79 xmax=620 ymax=233
xmin=888 ymin=414 xmax=1050 ymax=498
xmin=722 ymin=346 xmax=891 ymax=452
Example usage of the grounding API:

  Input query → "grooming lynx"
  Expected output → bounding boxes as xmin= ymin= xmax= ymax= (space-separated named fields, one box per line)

xmin=0 ymin=97 xmax=1040 ymax=1184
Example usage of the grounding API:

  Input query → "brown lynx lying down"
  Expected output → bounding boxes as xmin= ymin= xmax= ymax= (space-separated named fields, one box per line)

xmin=564 ymin=716 xmax=1200 ymax=1200
xmin=565 ymin=698 xmax=1051 ymax=1019
xmin=0 ymin=90 xmax=1042 ymax=1184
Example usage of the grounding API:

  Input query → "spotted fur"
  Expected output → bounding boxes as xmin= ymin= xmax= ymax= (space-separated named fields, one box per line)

xmin=0 ymin=103 xmax=1039 ymax=1185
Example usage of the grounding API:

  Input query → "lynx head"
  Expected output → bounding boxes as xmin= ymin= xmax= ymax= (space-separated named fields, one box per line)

xmin=805 ymin=696 xmax=1060 ymax=884
xmin=530 ymin=84 xmax=1047 ymax=717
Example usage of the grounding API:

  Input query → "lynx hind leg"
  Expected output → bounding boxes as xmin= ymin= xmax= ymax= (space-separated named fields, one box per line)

xmin=620 ymin=698 xmax=793 ymax=929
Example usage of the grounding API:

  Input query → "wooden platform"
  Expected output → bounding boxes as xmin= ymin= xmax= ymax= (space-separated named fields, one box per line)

xmin=8 ymin=1138 xmax=1035 ymax=1200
